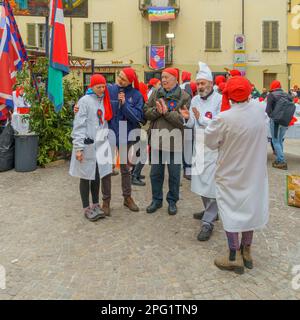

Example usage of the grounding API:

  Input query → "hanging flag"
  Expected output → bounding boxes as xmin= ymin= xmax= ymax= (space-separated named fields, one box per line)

xmin=0 ymin=0 xmax=28 ymax=108
xmin=148 ymin=7 xmax=175 ymax=22
xmin=48 ymin=0 xmax=69 ymax=112
xmin=149 ymin=45 xmax=165 ymax=70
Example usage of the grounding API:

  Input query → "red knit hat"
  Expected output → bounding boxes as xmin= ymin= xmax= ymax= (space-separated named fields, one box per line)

xmin=122 ymin=67 xmax=140 ymax=90
xmin=223 ymin=76 xmax=252 ymax=102
xmin=148 ymin=78 xmax=160 ymax=87
xmin=270 ymin=80 xmax=281 ymax=91
xmin=89 ymin=74 xmax=113 ymax=121
xmin=229 ymin=69 xmax=242 ymax=77
xmin=139 ymin=82 xmax=148 ymax=102
xmin=163 ymin=68 xmax=180 ymax=83
xmin=190 ymin=81 xmax=197 ymax=95
xmin=181 ymin=71 xmax=192 ymax=83
xmin=218 ymin=82 xmax=226 ymax=93
xmin=215 ymin=75 xmax=226 ymax=86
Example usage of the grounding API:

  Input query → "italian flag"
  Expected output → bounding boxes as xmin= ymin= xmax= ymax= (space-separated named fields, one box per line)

xmin=48 ymin=0 xmax=69 ymax=112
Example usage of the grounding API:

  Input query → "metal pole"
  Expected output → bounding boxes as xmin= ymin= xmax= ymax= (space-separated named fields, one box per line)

xmin=45 ymin=15 xmax=49 ymax=57
xmin=70 ymin=17 xmax=73 ymax=56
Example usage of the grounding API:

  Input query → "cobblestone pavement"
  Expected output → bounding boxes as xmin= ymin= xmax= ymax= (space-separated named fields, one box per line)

xmin=0 ymin=142 xmax=300 ymax=300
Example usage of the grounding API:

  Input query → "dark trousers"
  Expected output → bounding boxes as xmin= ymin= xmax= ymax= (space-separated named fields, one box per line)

xmin=132 ymin=162 xmax=145 ymax=179
xmin=79 ymin=164 xmax=111 ymax=208
xmin=150 ymin=150 xmax=181 ymax=205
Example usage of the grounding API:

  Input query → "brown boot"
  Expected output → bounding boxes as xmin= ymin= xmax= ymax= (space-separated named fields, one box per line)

xmin=124 ymin=196 xmax=139 ymax=212
xmin=272 ymin=161 xmax=288 ymax=170
xmin=240 ymin=245 xmax=253 ymax=269
xmin=214 ymin=249 xmax=244 ymax=275
xmin=102 ymin=199 xmax=111 ymax=217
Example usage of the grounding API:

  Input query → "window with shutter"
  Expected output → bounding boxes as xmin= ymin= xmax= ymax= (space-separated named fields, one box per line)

xmin=87 ymin=22 xmax=113 ymax=52
xmin=263 ymin=21 xmax=279 ymax=51
xmin=38 ymin=24 xmax=46 ymax=49
xmin=27 ymin=24 xmax=36 ymax=47
xmin=84 ymin=22 xmax=92 ymax=51
xmin=151 ymin=21 xmax=169 ymax=45
xmin=206 ymin=21 xmax=221 ymax=51
xmin=107 ymin=22 xmax=113 ymax=51
xmin=271 ymin=21 xmax=279 ymax=50
xmin=214 ymin=22 xmax=221 ymax=50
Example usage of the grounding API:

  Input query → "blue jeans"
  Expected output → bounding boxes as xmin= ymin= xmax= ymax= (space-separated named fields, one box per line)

xmin=150 ymin=150 xmax=181 ymax=205
xmin=270 ymin=119 xmax=288 ymax=163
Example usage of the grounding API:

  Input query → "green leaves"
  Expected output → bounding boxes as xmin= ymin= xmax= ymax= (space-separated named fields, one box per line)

xmin=16 ymin=57 xmax=83 ymax=166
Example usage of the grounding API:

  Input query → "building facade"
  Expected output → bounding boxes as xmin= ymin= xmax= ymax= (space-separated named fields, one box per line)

xmin=288 ymin=0 xmax=300 ymax=89
xmin=15 ymin=0 xmax=289 ymax=91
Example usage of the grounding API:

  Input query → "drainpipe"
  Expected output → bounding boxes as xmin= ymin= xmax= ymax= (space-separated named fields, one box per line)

xmin=70 ymin=17 xmax=73 ymax=57
xmin=242 ymin=0 xmax=245 ymax=35
xmin=287 ymin=63 xmax=291 ymax=90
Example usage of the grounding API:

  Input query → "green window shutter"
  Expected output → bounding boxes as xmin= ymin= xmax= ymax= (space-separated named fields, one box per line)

xmin=271 ymin=21 xmax=279 ymax=50
xmin=214 ymin=22 xmax=221 ymax=50
xmin=107 ymin=22 xmax=113 ymax=50
xmin=263 ymin=21 xmax=270 ymax=50
xmin=206 ymin=22 xmax=213 ymax=50
xmin=27 ymin=24 xmax=36 ymax=47
xmin=84 ymin=22 xmax=92 ymax=50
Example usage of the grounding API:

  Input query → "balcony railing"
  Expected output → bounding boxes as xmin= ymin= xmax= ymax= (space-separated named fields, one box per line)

xmin=146 ymin=45 xmax=173 ymax=66
xmin=139 ymin=0 xmax=180 ymax=13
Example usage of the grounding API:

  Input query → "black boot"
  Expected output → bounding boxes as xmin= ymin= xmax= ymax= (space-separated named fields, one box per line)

xmin=132 ymin=176 xmax=146 ymax=186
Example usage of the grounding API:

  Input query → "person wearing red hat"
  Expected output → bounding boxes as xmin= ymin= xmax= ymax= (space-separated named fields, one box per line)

xmin=214 ymin=75 xmax=226 ymax=93
xmin=148 ymin=78 xmax=161 ymax=99
xmin=180 ymin=71 xmax=193 ymax=98
xmin=204 ymin=76 xmax=269 ymax=274
xmin=108 ymin=67 xmax=145 ymax=211
xmin=228 ymin=69 xmax=242 ymax=78
xmin=181 ymin=61 xmax=222 ymax=242
xmin=179 ymin=71 xmax=194 ymax=180
xmin=70 ymin=74 xmax=113 ymax=221
xmin=266 ymin=80 xmax=294 ymax=170
xmin=130 ymin=81 xmax=148 ymax=187
xmin=74 ymin=68 xmax=144 ymax=212
xmin=144 ymin=67 xmax=191 ymax=215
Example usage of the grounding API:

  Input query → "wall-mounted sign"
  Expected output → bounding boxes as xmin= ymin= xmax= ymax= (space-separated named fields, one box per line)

xmin=233 ymin=35 xmax=246 ymax=76
xmin=234 ymin=34 xmax=246 ymax=51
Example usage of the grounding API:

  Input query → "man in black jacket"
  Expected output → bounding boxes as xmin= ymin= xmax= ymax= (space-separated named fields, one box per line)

xmin=266 ymin=80 xmax=291 ymax=170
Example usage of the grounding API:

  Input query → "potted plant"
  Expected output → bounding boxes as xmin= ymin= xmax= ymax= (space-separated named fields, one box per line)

xmin=16 ymin=57 xmax=83 ymax=167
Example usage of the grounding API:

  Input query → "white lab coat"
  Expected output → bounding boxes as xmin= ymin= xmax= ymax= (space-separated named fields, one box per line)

xmin=205 ymin=100 xmax=269 ymax=232
xmin=185 ymin=91 xmax=222 ymax=198
xmin=69 ymin=94 xmax=113 ymax=180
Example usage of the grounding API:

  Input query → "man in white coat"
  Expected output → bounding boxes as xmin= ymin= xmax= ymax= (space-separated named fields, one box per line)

xmin=180 ymin=62 xmax=222 ymax=241
xmin=205 ymin=76 xmax=269 ymax=274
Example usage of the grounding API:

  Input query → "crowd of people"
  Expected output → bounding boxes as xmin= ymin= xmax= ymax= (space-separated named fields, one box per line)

xmin=69 ymin=62 xmax=299 ymax=275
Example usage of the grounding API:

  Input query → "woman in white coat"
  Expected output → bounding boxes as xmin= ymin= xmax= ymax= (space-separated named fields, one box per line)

xmin=70 ymin=74 xmax=113 ymax=222
xmin=205 ymin=76 xmax=269 ymax=274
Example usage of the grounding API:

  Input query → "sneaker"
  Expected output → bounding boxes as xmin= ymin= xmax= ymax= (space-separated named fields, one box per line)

xmin=84 ymin=207 xmax=105 ymax=222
